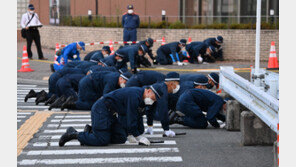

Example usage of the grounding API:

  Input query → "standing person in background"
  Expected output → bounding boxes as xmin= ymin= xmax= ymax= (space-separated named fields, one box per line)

xmin=20 ymin=4 xmax=48 ymax=60
xmin=122 ymin=5 xmax=140 ymax=46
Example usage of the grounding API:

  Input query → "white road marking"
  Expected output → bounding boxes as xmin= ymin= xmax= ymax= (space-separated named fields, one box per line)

xmin=38 ymin=134 xmax=164 ymax=140
xmin=17 ymin=112 xmax=32 ymax=115
xmin=17 ymin=97 xmax=36 ymax=100
xmin=18 ymin=156 xmax=183 ymax=165
xmin=54 ymin=115 xmax=91 ymax=118
xmin=17 ymin=116 xmax=26 ymax=118
xmin=17 ymin=106 xmax=49 ymax=109
xmin=17 ymin=87 xmax=48 ymax=90
xmin=50 ymin=118 xmax=148 ymax=123
xmin=47 ymin=123 xmax=162 ymax=128
xmin=43 ymin=128 xmax=164 ymax=133
xmin=17 ymin=84 xmax=37 ymax=87
xmin=33 ymin=140 xmax=176 ymax=147
xmin=26 ymin=147 xmax=179 ymax=155
xmin=17 ymin=120 xmax=21 ymax=122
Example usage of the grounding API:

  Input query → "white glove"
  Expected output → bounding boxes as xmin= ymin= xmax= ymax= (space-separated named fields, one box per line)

xmin=145 ymin=126 xmax=154 ymax=135
xmin=220 ymin=123 xmax=226 ymax=129
xmin=164 ymin=130 xmax=176 ymax=137
xmin=197 ymin=56 xmax=203 ymax=63
xmin=136 ymin=135 xmax=150 ymax=146
xmin=177 ymin=61 xmax=183 ymax=66
xmin=127 ymin=135 xmax=138 ymax=143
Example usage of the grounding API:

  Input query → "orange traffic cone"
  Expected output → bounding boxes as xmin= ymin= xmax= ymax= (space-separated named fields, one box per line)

xmin=161 ymin=37 xmax=166 ymax=46
xmin=109 ymin=40 xmax=115 ymax=55
xmin=267 ymin=41 xmax=279 ymax=70
xmin=188 ymin=37 xmax=192 ymax=44
xmin=54 ymin=43 xmax=60 ymax=65
xmin=18 ymin=46 xmax=34 ymax=72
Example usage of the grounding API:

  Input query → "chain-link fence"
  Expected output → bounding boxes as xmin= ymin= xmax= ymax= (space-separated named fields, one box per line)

xmin=57 ymin=15 xmax=279 ymax=29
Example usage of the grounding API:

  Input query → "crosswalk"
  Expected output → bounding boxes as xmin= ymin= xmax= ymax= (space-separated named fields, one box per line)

xmin=17 ymin=84 xmax=49 ymax=110
xmin=17 ymin=112 xmax=34 ymax=129
xmin=17 ymin=113 xmax=183 ymax=166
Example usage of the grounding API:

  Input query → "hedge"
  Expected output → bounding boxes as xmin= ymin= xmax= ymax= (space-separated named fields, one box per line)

xmin=59 ymin=16 xmax=279 ymax=30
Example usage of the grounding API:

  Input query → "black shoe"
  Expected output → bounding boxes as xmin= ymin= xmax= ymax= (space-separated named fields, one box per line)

xmin=24 ymin=89 xmax=36 ymax=102
xmin=29 ymin=57 xmax=33 ymax=60
xmin=49 ymin=95 xmax=66 ymax=110
xmin=61 ymin=96 xmax=76 ymax=111
xmin=44 ymin=94 xmax=57 ymax=105
xmin=84 ymin=124 xmax=92 ymax=133
xmin=169 ymin=111 xmax=178 ymax=125
xmin=35 ymin=90 xmax=48 ymax=105
xmin=50 ymin=64 xmax=55 ymax=73
xmin=66 ymin=126 xmax=78 ymax=133
xmin=59 ymin=127 xmax=79 ymax=147
xmin=153 ymin=59 xmax=158 ymax=65
xmin=39 ymin=57 xmax=48 ymax=60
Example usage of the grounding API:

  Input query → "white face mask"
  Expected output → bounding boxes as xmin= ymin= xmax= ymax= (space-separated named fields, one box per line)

xmin=144 ymin=98 xmax=154 ymax=105
xmin=117 ymin=58 xmax=123 ymax=62
xmin=172 ymin=84 xmax=180 ymax=94
xmin=29 ymin=11 xmax=34 ymax=14
xmin=120 ymin=83 xmax=126 ymax=88
xmin=103 ymin=54 xmax=109 ymax=58
xmin=128 ymin=9 xmax=134 ymax=14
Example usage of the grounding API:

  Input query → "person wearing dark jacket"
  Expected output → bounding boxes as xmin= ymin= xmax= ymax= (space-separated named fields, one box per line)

xmin=203 ymin=36 xmax=224 ymax=61
xmin=83 ymin=46 xmax=111 ymax=61
xmin=156 ymin=39 xmax=187 ymax=65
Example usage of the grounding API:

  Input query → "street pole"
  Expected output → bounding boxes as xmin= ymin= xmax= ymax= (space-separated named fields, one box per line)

xmin=254 ymin=0 xmax=261 ymax=87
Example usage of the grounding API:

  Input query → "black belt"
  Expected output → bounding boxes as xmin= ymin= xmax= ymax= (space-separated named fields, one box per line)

xmin=28 ymin=27 xmax=38 ymax=30
xmin=125 ymin=28 xmax=135 ymax=30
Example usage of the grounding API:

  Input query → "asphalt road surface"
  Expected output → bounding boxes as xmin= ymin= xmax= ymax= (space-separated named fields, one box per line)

xmin=17 ymin=45 xmax=274 ymax=167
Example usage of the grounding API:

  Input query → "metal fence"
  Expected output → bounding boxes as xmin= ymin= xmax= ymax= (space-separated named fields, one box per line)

xmin=56 ymin=15 xmax=279 ymax=29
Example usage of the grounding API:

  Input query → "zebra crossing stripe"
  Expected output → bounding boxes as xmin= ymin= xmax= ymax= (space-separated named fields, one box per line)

xmin=26 ymin=147 xmax=179 ymax=155
xmin=32 ymin=140 xmax=176 ymax=147
xmin=43 ymin=128 xmax=164 ymax=133
xmin=47 ymin=123 xmax=162 ymax=128
xmin=17 ymin=84 xmax=37 ymax=87
xmin=17 ymin=116 xmax=26 ymax=118
xmin=17 ymin=112 xmax=32 ymax=115
xmin=38 ymin=134 xmax=164 ymax=140
xmin=17 ymin=87 xmax=48 ymax=90
xmin=17 ymin=106 xmax=49 ymax=109
xmin=17 ymin=120 xmax=21 ymax=122
xmin=18 ymin=156 xmax=183 ymax=165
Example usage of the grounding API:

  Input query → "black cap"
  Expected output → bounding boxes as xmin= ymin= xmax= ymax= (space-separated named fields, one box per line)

xmin=28 ymin=4 xmax=35 ymax=10
xmin=165 ymin=72 xmax=180 ymax=81
xmin=150 ymin=83 xmax=164 ymax=100
xmin=179 ymin=39 xmax=187 ymax=45
xmin=102 ymin=46 xmax=111 ymax=54
xmin=120 ymin=72 xmax=133 ymax=81
xmin=193 ymin=77 xmax=209 ymax=86
xmin=127 ymin=5 xmax=134 ymax=9
xmin=208 ymin=73 xmax=219 ymax=86
xmin=216 ymin=36 xmax=223 ymax=43
xmin=146 ymin=38 xmax=154 ymax=46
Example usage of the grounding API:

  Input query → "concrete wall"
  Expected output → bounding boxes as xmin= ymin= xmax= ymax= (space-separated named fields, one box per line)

xmin=39 ymin=26 xmax=279 ymax=61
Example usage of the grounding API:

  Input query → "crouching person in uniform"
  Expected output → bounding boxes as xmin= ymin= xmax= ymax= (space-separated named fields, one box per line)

xmin=169 ymin=89 xmax=226 ymax=129
xmin=59 ymin=86 xmax=162 ymax=147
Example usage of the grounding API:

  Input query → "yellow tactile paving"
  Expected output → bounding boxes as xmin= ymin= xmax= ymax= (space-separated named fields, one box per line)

xmin=17 ymin=112 xmax=52 ymax=156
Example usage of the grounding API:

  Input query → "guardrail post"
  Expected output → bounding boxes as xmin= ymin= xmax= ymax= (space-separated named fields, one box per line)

xmin=240 ymin=111 xmax=276 ymax=146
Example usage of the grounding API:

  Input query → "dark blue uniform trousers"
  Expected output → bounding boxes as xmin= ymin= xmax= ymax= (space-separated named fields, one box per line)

xmin=182 ymin=106 xmax=209 ymax=129
xmin=78 ymin=100 xmax=127 ymax=146
xmin=123 ymin=29 xmax=137 ymax=45
xmin=75 ymin=76 xmax=98 ymax=110
xmin=156 ymin=49 xmax=173 ymax=65
xmin=47 ymin=68 xmax=84 ymax=98
xmin=56 ymin=74 xmax=85 ymax=99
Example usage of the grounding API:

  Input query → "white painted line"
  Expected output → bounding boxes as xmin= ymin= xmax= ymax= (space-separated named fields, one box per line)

xmin=17 ymin=106 xmax=49 ymax=109
xmin=38 ymin=134 xmax=164 ymax=140
xmin=17 ymin=87 xmax=48 ymax=90
xmin=27 ymin=147 xmax=179 ymax=155
xmin=17 ymin=120 xmax=21 ymax=122
xmin=17 ymin=84 xmax=37 ymax=87
xmin=33 ymin=140 xmax=176 ymax=147
xmin=43 ymin=128 xmax=164 ymax=133
xmin=18 ymin=156 xmax=183 ymax=165
xmin=18 ymin=99 xmax=35 ymax=103
xmin=17 ymin=112 xmax=32 ymax=115
xmin=17 ymin=97 xmax=36 ymax=100
xmin=50 ymin=118 xmax=147 ymax=123
xmin=54 ymin=115 xmax=91 ymax=118
xmin=47 ymin=123 xmax=162 ymax=128
xmin=43 ymin=129 xmax=84 ymax=133
xmin=17 ymin=116 xmax=26 ymax=118
xmin=17 ymin=90 xmax=48 ymax=93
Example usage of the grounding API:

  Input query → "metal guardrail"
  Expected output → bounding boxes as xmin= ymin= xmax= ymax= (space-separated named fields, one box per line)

xmin=219 ymin=66 xmax=279 ymax=132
